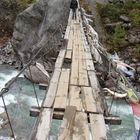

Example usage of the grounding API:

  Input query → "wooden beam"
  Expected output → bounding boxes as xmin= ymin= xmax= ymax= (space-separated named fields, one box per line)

xmin=58 ymin=106 xmax=77 ymax=140
xmin=43 ymin=68 xmax=61 ymax=108
xmin=105 ymin=116 xmax=122 ymax=125
xmin=89 ymin=114 xmax=107 ymax=140
xmin=88 ymin=71 xmax=104 ymax=113
xmin=65 ymin=50 xmax=72 ymax=60
xmin=55 ymin=49 xmax=66 ymax=68
xmin=54 ymin=69 xmax=70 ymax=110
xmin=78 ymin=26 xmax=89 ymax=86
xmin=33 ymin=108 xmax=52 ymax=140
xmin=53 ymin=111 xmax=64 ymax=120
xmin=81 ymin=87 xmax=97 ymax=113
xmin=70 ymin=43 xmax=79 ymax=85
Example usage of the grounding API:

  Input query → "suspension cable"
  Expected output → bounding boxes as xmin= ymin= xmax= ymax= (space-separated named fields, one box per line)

xmin=0 ymin=24 xmax=63 ymax=97
xmin=108 ymin=74 xmax=120 ymax=114
xmin=1 ymin=93 xmax=16 ymax=140
xmin=28 ymin=66 xmax=40 ymax=108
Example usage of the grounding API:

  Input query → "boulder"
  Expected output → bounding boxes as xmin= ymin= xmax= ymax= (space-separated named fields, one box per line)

xmin=119 ymin=15 xmax=130 ymax=23
xmin=24 ymin=63 xmax=50 ymax=84
xmin=12 ymin=0 xmax=71 ymax=64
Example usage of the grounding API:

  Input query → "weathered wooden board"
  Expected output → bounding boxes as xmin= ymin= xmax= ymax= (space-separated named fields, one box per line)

xmin=43 ymin=68 xmax=61 ymax=108
xmin=64 ymin=26 xmax=70 ymax=40
xmin=70 ymin=45 xmax=79 ymax=85
xmin=34 ymin=108 xmax=52 ymax=140
xmin=65 ymin=50 xmax=72 ymax=60
xmin=55 ymin=50 xmax=66 ymax=68
xmin=78 ymin=26 xmax=89 ymax=86
xmin=78 ymin=57 xmax=89 ymax=86
xmin=72 ymin=112 xmax=90 ymax=140
xmin=81 ymin=87 xmax=97 ymax=113
xmin=88 ymin=71 xmax=103 ymax=113
xmin=88 ymin=71 xmax=99 ymax=91
xmin=67 ymin=32 xmax=73 ymax=50
xmin=54 ymin=69 xmax=70 ymax=110
xmin=89 ymin=114 xmax=107 ymax=140
xmin=69 ymin=86 xmax=82 ymax=111
xmin=86 ymin=59 xmax=95 ymax=71
xmin=58 ymin=106 xmax=76 ymax=140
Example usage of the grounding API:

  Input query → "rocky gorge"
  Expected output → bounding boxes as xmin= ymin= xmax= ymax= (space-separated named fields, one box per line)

xmin=0 ymin=0 xmax=71 ymax=83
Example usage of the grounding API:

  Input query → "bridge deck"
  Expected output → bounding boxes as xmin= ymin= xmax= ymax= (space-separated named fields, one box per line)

xmin=33 ymin=11 xmax=107 ymax=140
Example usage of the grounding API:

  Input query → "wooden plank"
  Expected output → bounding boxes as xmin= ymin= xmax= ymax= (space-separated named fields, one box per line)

xmin=70 ymin=44 xmax=79 ymax=85
xmin=72 ymin=112 xmax=90 ymax=140
xmin=34 ymin=108 xmax=52 ymax=140
xmin=88 ymin=71 xmax=103 ymax=113
xmin=78 ymin=47 xmax=89 ymax=86
xmin=53 ymin=111 xmax=64 ymax=120
xmin=43 ymin=68 xmax=61 ymax=108
xmin=86 ymin=59 xmax=95 ymax=71
xmin=65 ymin=50 xmax=72 ymax=60
xmin=89 ymin=114 xmax=107 ymax=140
xmin=105 ymin=116 xmax=122 ymax=125
xmin=81 ymin=87 xmax=97 ymax=113
xmin=69 ymin=86 xmax=82 ymax=111
xmin=64 ymin=26 xmax=70 ymax=39
xmin=54 ymin=69 xmax=70 ymax=110
xmin=58 ymin=106 xmax=76 ymax=140
xmin=77 ymin=25 xmax=89 ymax=86
xmin=85 ymin=52 xmax=92 ymax=60
xmin=88 ymin=71 xmax=99 ymax=91
xmin=55 ymin=50 xmax=66 ymax=68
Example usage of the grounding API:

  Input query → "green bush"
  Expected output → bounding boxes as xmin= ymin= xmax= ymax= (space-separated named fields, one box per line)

xmin=99 ymin=3 xmax=124 ymax=22
xmin=129 ymin=9 xmax=140 ymax=27
xmin=4 ymin=0 xmax=35 ymax=11
xmin=113 ymin=26 xmax=126 ymax=43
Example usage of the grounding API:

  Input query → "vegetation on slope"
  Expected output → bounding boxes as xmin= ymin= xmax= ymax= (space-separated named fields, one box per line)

xmin=0 ymin=0 xmax=35 ymax=46
xmin=97 ymin=0 xmax=140 ymax=59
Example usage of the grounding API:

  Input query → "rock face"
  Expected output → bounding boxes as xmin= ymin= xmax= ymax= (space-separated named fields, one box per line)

xmin=12 ymin=0 xmax=71 ymax=63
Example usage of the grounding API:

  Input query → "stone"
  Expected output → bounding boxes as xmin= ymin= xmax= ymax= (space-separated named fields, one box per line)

xmin=12 ymin=0 xmax=71 ymax=64
xmin=128 ymin=28 xmax=140 ymax=44
xmin=122 ymin=23 xmax=131 ymax=30
xmin=136 ymin=66 xmax=140 ymax=73
xmin=120 ymin=15 xmax=130 ymax=23
xmin=24 ymin=65 xmax=49 ymax=84
xmin=132 ymin=58 xmax=139 ymax=63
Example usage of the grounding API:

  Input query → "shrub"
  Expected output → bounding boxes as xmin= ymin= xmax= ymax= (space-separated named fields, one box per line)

xmin=129 ymin=9 xmax=140 ymax=27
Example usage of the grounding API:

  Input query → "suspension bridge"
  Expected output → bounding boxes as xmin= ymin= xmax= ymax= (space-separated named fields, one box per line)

xmin=1 ymin=2 xmax=139 ymax=140
xmin=29 ymin=8 xmax=108 ymax=140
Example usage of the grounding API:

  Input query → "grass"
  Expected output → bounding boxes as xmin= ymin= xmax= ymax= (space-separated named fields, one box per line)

xmin=4 ymin=0 xmax=36 ymax=11
xmin=97 ymin=0 xmax=140 ymax=59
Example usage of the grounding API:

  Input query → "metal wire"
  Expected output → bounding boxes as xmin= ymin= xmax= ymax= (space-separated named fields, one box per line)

xmin=1 ymin=95 xmax=16 ymax=140
xmin=108 ymin=74 xmax=120 ymax=114
xmin=28 ymin=66 xmax=40 ymax=108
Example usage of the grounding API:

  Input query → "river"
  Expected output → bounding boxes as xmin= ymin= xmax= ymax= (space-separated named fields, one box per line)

xmin=0 ymin=64 xmax=138 ymax=140
xmin=0 ymin=65 xmax=45 ymax=139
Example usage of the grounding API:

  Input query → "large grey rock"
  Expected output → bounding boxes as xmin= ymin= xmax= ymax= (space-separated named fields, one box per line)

xmin=24 ymin=65 xmax=49 ymax=84
xmin=12 ymin=0 xmax=71 ymax=63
